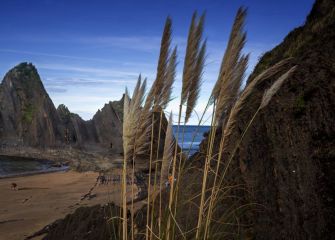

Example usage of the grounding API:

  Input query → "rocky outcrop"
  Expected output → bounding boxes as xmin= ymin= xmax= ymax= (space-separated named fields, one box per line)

xmin=0 ymin=63 xmax=123 ymax=154
xmin=91 ymin=102 xmax=123 ymax=152
xmin=0 ymin=63 xmax=63 ymax=147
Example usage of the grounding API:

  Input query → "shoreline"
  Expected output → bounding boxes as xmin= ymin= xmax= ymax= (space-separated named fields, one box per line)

xmin=0 ymin=166 xmax=70 ymax=179
xmin=0 ymin=154 xmax=70 ymax=179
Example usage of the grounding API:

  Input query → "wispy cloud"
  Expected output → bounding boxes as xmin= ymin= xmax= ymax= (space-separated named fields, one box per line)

xmin=45 ymin=86 xmax=67 ymax=93
xmin=0 ymin=48 xmax=115 ymax=63
xmin=0 ymin=34 xmax=187 ymax=53
xmin=78 ymin=36 xmax=162 ymax=51
xmin=44 ymin=76 xmax=139 ymax=87
xmin=0 ymin=49 xmax=154 ymax=69
xmin=38 ymin=63 xmax=151 ymax=78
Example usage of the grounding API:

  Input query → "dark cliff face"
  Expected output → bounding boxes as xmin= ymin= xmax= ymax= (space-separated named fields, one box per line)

xmin=236 ymin=2 xmax=335 ymax=238
xmin=0 ymin=62 xmax=123 ymax=153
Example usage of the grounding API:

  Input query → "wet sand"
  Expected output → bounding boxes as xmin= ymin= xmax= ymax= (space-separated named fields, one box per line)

xmin=0 ymin=170 xmax=141 ymax=240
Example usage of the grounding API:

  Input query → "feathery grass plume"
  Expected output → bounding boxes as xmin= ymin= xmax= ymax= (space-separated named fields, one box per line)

xmin=133 ymin=86 xmax=154 ymax=157
xmin=210 ymin=7 xmax=247 ymax=103
xmin=260 ymin=66 xmax=297 ymax=108
xmin=185 ymin=40 xmax=206 ymax=123
xmin=221 ymin=53 xmax=249 ymax=123
xmin=134 ymin=17 xmax=173 ymax=158
xmin=160 ymin=112 xmax=175 ymax=183
xmin=223 ymin=58 xmax=293 ymax=142
xmin=121 ymin=75 xmax=150 ymax=240
xmin=181 ymin=12 xmax=205 ymax=105
xmin=153 ymin=16 xmax=172 ymax=110
xmin=181 ymin=12 xmax=197 ymax=104
xmin=122 ymin=76 xmax=146 ymax=221
xmin=123 ymin=75 xmax=147 ymax=161
xmin=231 ymin=54 xmax=249 ymax=97
xmin=213 ymin=14 xmax=247 ymax=124
xmin=161 ymin=46 xmax=177 ymax=109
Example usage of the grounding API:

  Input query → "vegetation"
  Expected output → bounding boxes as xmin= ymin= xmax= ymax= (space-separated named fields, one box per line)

xmin=22 ymin=104 xmax=35 ymax=124
xmin=115 ymin=7 xmax=297 ymax=240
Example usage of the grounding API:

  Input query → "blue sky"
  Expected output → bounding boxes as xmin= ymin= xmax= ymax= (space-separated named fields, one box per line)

xmin=0 ymin=0 xmax=314 ymax=124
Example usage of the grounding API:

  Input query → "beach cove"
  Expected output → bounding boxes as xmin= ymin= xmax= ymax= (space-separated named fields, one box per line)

xmin=0 ymin=170 xmax=141 ymax=240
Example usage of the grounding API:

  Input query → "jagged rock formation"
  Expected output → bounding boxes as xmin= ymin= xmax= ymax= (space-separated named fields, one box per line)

xmin=0 ymin=63 xmax=123 ymax=153
xmin=91 ymin=102 xmax=123 ymax=152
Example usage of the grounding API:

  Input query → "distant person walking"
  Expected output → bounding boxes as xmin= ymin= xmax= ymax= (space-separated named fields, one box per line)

xmin=11 ymin=183 xmax=18 ymax=191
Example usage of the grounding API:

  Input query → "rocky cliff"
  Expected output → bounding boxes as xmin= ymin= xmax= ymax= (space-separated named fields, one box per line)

xmin=0 ymin=63 xmax=63 ymax=146
xmin=0 ymin=63 xmax=123 ymax=153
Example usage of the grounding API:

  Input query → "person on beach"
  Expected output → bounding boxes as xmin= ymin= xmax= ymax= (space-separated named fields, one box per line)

xmin=11 ymin=183 xmax=18 ymax=191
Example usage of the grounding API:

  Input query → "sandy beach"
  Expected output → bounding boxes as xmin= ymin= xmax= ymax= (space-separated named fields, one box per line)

xmin=0 ymin=170 xmax=142 ymax=240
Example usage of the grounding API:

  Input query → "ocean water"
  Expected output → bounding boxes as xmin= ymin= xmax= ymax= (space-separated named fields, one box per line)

xmin=173 ymin=125 xmax=210 ymax=155
xmin=0 ymin=155 xmax=68 ymax=178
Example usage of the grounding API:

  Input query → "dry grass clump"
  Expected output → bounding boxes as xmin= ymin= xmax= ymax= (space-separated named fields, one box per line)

xmin=117 ymin=6 xmax=297 ymax=240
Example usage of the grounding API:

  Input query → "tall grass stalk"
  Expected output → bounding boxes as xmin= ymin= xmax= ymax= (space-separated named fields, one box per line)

xmin=195 ymin=101 xmax=217 ymax=239
xmin=203 ymin=131 xmax=225 ymax=237
xmin=159 ymin=112 xmax=174 ymax=238
xmin=166 ymin=103 xmax=182 ymax=239
xmin=131 ymin=141 xmax=136 ymax=240
xmin=150 ymin=109 xmax=163 ymax=239
xmin=145 ymin=113 xmax=155 ymax=240
xmin=122 ymin=144 xmax=128 ymax=239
